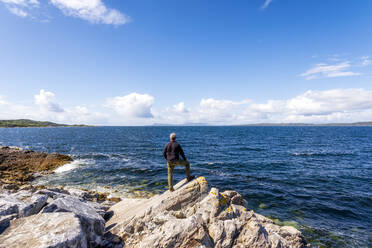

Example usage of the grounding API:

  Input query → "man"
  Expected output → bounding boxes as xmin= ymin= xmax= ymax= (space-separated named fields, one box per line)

xmin=163 ymin=133 xmax=193 ymax=192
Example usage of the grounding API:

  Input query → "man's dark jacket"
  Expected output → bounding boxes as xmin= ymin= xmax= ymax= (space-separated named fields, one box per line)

xmin=163 ymin=141 xmax=186 ymax=162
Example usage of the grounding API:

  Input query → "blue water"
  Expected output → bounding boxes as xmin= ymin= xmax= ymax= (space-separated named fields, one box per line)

xmin=0 ymin=126 xmax=371 ymax=247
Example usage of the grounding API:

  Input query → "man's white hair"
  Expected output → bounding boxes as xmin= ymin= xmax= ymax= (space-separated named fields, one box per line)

xmin=170 ymin=133 xmax=176 ymax=140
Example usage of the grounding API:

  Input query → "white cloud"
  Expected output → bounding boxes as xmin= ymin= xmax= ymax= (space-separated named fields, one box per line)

xmin=50 ymin=0 xmax=130 ymax=25
xmin=34 ymin=89 xmax=64 ymax=113
xmin=361 ymin=56 xmax=371 ymax=66
xmin=0 ymin=0 xmax=38 ymax=6
xmin=55 ymin=105 xmax=108 ymax=124
xmin=199 ymin=98 xmax=249 ymax=119
xmin=0 ymin=96 xmax=6 ymax=105
xmin=243 ymin=88 xmax=372 ymax=123
xmin=261 ymin=0 xmax=272 ymax=9
xmin=196 ymin=98 xmax=250 ymax=123
xmin=300 ymin=62 xmax=360 ymax=80
xmin=0 ymin=91 xmax=108 ymax=124
xmin=158 ymin=89 xmax=372 ymax=125
xmin=105 ymin=93 xmax=154 ymax=118
xmin=7 ymin=6 xmax=28 ymax=17
xmin=286 ymin=89 xmax=372 ymax=115
xmin=159 ymin=98 xmax=251 ymax=125
xmin=172 ymin=102 xmax=189 ymax=114
xmin=1 ymin=0 xmax=129 ymax=25
xmin=0 ymin=96 xmax=38 ymax=120
xmin=0 ymin=0 xmax=38 ymax=18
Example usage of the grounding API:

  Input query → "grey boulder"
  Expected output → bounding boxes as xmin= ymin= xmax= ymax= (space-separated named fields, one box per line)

xmin=42 ymin=194 xmax=105 ymax=246
xmin=0 ymin=212 xmax=87 ymax=248
xmin=0 ymin=190 xmax=48 ymax=233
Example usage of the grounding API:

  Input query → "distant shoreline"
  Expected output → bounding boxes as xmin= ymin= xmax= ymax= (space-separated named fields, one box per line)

xmin=235 ymin=122 xmax=372 ymax=127
xmin=0 ymin=119 xmax=90 ymax=128
xmin=2 ymin=119 xmax=372 ymax=128
xmin=0 ymin=125 xmax=90 ymax=128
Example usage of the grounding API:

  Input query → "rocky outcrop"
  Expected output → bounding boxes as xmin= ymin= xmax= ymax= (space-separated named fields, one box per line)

xmin=0 ymin=212 xmax=87 ymax=248
xmin=0 ymin=176 xmax=307 ymax=248
xmin=0 ymin=187 xmax=115 ymax=247
xmin=106 ymin=177 xmax=307 ymax=248
xmin=0 ymin=146 xmax=72 ymax=186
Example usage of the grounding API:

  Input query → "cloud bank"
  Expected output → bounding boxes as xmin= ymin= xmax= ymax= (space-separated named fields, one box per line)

xmin=2 ymin=88 xmax=372 ymax=125
xmin=159 ymin=89 xmax=372 ymax=125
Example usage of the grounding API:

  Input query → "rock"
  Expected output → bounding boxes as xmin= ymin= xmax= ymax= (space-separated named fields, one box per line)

xmin=0 ymin=213 xmax=17 ymax=234
xmin=0 ymin=190 xmax=48 ymax=234
xmin=37 ymin=188 xmax=109 ymax=218
xmin=0 ymin=194 xmax=22 ymax=216
xmin=36 ymin=189 xmax=73 ymax=200
xmin=66 ymin=187 xmax=119 ymax=204
xmin=0 ymin=190 xmax=48 ymax=218
xmin=42 ymin=194 xmax=105 ymax=246
xmin=107 ymin=196 xmax=121 ymax=203
xmin=0 ymin=212 xmax=87 ymax=248
xmin=106 ymin=177 xmax=307 ymax=248
xmin=85 ymin=201 xmax=109 ymax=218
xmin=12 ymin=190 xmax=49 ymax=216
xmin=0 ymin=146 xmax=72 ymax=185
xmin=67 ymin=188 xmax=90 ymax=199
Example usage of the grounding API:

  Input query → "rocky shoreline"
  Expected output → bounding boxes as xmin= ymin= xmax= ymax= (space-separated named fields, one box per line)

xmin=0 ymin=146 xmax=72 ymax=186
xmin=0 ymin=147 xmax=308 ymax=247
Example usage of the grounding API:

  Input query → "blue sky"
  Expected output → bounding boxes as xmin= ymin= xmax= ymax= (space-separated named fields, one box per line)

xmin=0 ymin=0 xmax=372 ymax=125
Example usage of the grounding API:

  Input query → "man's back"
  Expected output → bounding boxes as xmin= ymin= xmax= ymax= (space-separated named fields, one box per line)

xmin=163 ymin=141 xmax=186 ymax=162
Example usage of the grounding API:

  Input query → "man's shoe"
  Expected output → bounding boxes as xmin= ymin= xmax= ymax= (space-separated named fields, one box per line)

xmin=169 ymin=188 xmax=175 ymax=192
xmin=187 ymin=176 xmax=195 ymax=182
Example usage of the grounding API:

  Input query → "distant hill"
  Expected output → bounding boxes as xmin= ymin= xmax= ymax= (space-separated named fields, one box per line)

xmin=238 ymin=121 xmax=372 ymax=126
xmin=0 ymin=119 xmax=88 ymax=128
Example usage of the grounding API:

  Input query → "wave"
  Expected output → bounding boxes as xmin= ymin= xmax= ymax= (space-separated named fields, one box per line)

xmin=54 ymin=159 xmax=87 ymax=173
xmin=291 ymin=151 xmax=355 ymax=157
xmin=237 ymin=147 xmax=265 ymax=151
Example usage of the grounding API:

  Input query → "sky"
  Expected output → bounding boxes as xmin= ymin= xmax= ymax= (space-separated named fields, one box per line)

xmin=0 ymin=0 xmax=372 ymax=125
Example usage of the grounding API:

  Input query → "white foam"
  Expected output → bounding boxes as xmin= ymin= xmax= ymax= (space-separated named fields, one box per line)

xmin=54 ymin=159 xmax=85 ymax=173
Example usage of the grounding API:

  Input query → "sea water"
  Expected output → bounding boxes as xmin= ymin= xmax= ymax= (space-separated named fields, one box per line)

xmin=0 ymin=126 xmax=371 ymax=247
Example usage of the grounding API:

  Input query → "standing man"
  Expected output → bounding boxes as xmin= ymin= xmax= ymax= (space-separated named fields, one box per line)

xmin=163 ymin=133 xmax=193 ymax=192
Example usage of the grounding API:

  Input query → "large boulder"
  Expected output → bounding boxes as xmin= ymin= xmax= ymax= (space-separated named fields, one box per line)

xmin=42 ymin=194 xmax=105 ymax=246
xmin=0 ymin=212 xmax=87 ymax=248
xmin=0 ymin=190 xmax=48 ymax=217
xmin=106 ymin=177 xmax=307 ymax=248
xmin=37 ymin=188 xmax=109 ymax=218
xmin=11 ymin=190 xmax=49 ymax=216
xmin=0 ymin=190 xmax=48 ymax=233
